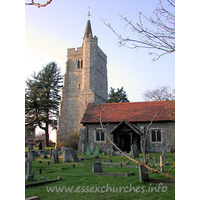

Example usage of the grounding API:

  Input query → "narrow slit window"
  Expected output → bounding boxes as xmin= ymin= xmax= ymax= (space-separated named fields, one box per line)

xmin=152 ymin=130 xmax=156 ymax=142
xmin=157 ymin=130 xmax=161 ymax=141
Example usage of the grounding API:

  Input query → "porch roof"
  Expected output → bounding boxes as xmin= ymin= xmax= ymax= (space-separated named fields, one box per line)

xmin=81 ymin=100 xmax=175 ymax=124
xmin=109 ymin=120 xmax=141 ymax=135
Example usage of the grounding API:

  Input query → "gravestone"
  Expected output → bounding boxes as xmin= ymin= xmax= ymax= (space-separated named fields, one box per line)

xmin=42 ymin=143 xmax=45 ymax=151
xmin=25 ymin=152 xmax=35 ymax=181
xmin=92 ymin=163 xmax=102 ymax=174
xmin=93 ymin=145 xmax=99 ymax=159
xmin=63 ymin=148 xmax=71 ymax=163
xmin=90 ymin=142 xmax=94 ymax=154
xmin=169 ymin=147 xmax=175 ymax=154
xmin=111 ymin=150 xmax=116 ymax=156
xmin=52 ymin=149 xmax=59 ymax=163
xmin=160 ymin=155 xmax=164 ymax=172
xmin=148 ymin=154 xmax=151 ymax=159
xmin=139 ymin=165 xmax=149 ymax=182
xmin=131 ymin=144 xmax=139 ymax=158
xmin=49 ymin=149 xmax=53 ymax=157
xmin=82 ymin=143 xmax=86 ymax=155
xmin=162 ymin=149 xmax=167 ymax=157
xmin=107 ymin=150 xmax=111 ymax=158
xmin=85 ymin=144 xmax=91 ymax=160
xmin=70 ymin=148 xmax=79 ymax=162
xmin=28 ymin=146 xmax=33 ymax=152
xmin=61 ymin=146 xmax=65 ymax=154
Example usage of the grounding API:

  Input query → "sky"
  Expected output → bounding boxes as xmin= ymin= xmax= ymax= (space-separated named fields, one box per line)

xmin=25 ymin=0 xmax=175 ymax=140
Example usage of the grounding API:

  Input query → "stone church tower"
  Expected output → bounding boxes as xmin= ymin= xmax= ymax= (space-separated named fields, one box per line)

xmin=56 ymin=18 xmax=108 ymax=145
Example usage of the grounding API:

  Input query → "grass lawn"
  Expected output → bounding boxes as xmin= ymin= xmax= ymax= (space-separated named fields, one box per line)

xmin=25 ymin=152 xmax=175 ymax=200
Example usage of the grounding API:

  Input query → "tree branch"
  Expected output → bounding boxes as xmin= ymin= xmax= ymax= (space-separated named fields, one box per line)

xmin=25 ymin=0 xmax=52 ymax=8
xmin=102 ymin=0 xmax=175 ymax=61
xmin=25 ymin=115 xmax=38 ymax=126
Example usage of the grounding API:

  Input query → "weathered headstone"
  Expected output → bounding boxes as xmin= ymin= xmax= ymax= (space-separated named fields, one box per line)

xmin=42 ymin=143 xmax=45 ymax=151
xmin=93 ymin=145 xmax=99 ymax=159
xmin=61 ymin=146 xmax=65 ymax=154
xmin=169 ymin=147 xmax=175 ymax=154
xmin=28 ymin=146 xmax=33 ymax=152
xmin=49 ymin=149 xmax=53 ymax=157
xmin=131 ymin=144 xmax=139 ymax=158
xmin=148 ymin=154 xmax=151 ymax=159
xmin=139 ymin=165 xmax=149 ymax=182
xmin=63 ymin=148 xmax=71 ymax=163
xmin=111 ymin=150 xmax=116 ymax=156
xmin=107 ymin=150 xmax=111 ymax=158
xmin=162 ymin=149 xmax=167 ymax=157
xmin=70 ymin=148 xmax=79 ymax=162
xmin=92 ymin=163 xmax=102 ymax=174
xmin=25 ymin=152 xmax=35 ymax=181
xmin=90 ymin=142 xmax=94 ymax=154
xmin=82 ymin=143 xmax=86 ymax=155
xmin=85 ymin=144 xmax=91 ymax=160
xmin=52 ymin=149 xmax=59 ymax=163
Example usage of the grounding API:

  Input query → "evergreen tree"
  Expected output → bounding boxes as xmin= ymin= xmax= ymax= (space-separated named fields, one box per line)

xmin=108 ymin=87 xmax=129 ymax=103
xmin=25 ymin=62 xmax=63 ymax=146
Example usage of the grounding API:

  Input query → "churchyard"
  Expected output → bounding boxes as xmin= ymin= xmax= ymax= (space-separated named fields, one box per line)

xmin=25 ymin=146 xmax=175 ymax=200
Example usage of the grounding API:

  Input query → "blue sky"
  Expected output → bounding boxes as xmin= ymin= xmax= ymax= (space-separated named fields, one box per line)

xmin=25 ymin=0 xmax=175 ymax=103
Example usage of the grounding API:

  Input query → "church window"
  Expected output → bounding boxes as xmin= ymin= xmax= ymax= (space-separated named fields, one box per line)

xmin=77 ymin=60 xmax=80 ymax=69
xmin=78 ymin=84 xmax=80 ymax=90
xmin=95 ymin=130 xmax=105 ymax=142
xmin=77 ymin=60 xmax=83 ymax=69
xmin=151 ymin=129 xmax=162 ymax=142
xmin=81 ymin=60 xmax=83 ymax=69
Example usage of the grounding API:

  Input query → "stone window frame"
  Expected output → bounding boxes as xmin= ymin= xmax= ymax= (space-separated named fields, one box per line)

xmin=94 ymin=129 xmax=106 ymax=143
xmin=76 ymin=59 xmax=83 ymax=69
xmin=149 ymin=128 xmax=163 ymax=143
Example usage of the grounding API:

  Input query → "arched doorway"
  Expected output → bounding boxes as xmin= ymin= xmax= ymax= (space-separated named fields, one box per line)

xmin=119 ymin=134 xmax=130 ymax=152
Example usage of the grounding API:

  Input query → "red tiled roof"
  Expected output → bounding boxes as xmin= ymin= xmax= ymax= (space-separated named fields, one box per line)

xmin=81 ymin=101 xmax=175 ymax=124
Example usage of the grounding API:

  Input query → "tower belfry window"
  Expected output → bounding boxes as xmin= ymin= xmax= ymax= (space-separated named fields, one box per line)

xmin=77 ymin=60 xmax=83 ymax=69
xmin=77 ymin=60 xmax=80 ymax=69
xmin=81 ymin=60 xmax=83 ymax=69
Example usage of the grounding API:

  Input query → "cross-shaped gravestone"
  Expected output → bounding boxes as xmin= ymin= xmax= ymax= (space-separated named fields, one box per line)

xmin=26 ymin=152 xmax=34 ymax=175
xmin=25 ymin=152 xmax=36 ymax=181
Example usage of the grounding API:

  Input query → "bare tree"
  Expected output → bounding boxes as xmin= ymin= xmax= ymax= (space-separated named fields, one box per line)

xmin=102 ymin=0 xmax=175 ymax=61
xmin=98 ymin=105 xmax=175 ymax=180
xmin=25 ymin=0 xmax=52 ymax=8
xmin=142 ymin=86 xmax=175 ymax=101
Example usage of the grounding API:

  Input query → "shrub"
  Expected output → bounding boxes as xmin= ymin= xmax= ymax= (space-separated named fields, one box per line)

xmin=65 ymin=133 xmax=79 ymax=150
xmin=58 ymin=133 xmax=79 ymax=151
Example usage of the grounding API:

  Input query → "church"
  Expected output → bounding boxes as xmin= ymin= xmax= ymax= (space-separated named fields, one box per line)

xmin=56 ymin=17 xmax=175 ymax=153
